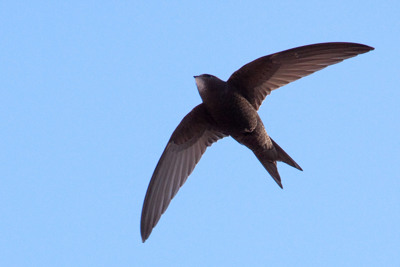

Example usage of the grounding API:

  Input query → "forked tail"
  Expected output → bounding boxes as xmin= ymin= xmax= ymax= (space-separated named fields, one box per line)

xmin=254 ymin=137 xmax=302 ymax=188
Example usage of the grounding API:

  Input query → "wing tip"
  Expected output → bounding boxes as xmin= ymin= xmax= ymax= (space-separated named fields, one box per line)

xmin=141 ymin=228 xmax=150 ymax=243
xmin=352 ymin=43 xmax=374 ymax=53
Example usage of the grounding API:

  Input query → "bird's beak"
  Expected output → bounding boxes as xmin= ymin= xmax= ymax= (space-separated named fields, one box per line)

xmin=193 ymin=75 xmax=198 ymax=79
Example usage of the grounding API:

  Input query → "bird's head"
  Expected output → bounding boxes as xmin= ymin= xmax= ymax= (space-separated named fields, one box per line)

xmin=194 ymin=74 xmax=226 ymax=103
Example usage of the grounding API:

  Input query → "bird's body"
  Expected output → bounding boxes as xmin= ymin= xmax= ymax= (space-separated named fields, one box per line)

xmin=141 ymin=42 xmax=374 ymax=242
xmin=195 ymin=74 xmax=298 ymax=186
xmin=197 ymin=76 xmax=258 ymax=134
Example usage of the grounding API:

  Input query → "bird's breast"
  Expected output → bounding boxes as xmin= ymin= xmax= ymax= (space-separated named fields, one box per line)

xmin=206 ymin=93 xmax=259 ymax=134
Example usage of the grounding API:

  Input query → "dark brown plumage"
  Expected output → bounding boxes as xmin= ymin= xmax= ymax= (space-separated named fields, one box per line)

xmin=141 ymin=42 xmax=374 ymax=242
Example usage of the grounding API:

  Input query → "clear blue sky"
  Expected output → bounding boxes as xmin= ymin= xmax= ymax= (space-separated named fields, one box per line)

xmin=1 ymin=1 xmax=399 ymax=266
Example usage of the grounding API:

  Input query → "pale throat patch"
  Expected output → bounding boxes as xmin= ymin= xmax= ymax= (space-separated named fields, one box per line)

xmin=195 ymin=78 xmax=207 ymax=94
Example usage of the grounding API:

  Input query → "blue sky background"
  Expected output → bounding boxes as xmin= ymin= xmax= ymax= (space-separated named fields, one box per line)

xmin=1 ymin=1 xmax=399 ymax=266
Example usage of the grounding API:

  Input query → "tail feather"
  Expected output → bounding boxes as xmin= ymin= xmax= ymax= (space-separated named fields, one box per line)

xmin=254 ymin=137 xmax=302 ymax=188
xmin=270 ymin=138 xmax=303 ymax=171
xmin=262 ymin=160 xmax=283 ymax=188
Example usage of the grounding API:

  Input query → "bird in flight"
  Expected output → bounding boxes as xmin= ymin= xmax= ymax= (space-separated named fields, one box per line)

xmin=141 ymin=42 xmax=374 ymax=242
